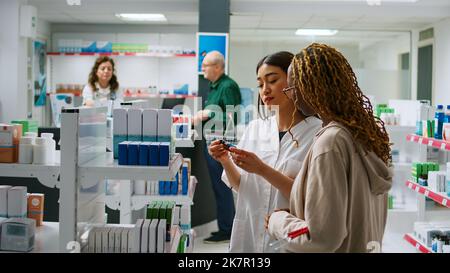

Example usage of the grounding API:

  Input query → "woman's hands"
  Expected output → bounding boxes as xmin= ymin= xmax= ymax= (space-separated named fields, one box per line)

xmin=265 ymin=208 xmax=290 ymax=230
xmin=208 ymin=139 xmax=231 ymax=164
xmin=229 ymin=147 xmax=267 ymax=176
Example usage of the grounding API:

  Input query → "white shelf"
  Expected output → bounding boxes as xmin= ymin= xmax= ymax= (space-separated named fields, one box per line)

xmin=406 ymin=180 xmax=450 ymax=209
xmin=78 ymin=153 xmax=183 ymax=188
xmin=0 ymin=163 xmax=60 ymax=188
xmin=105 ymin=176 xmax=197 ymax=211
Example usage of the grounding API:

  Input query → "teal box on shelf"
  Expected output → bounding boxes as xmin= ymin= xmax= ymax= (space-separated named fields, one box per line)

xmin=96 ymin=41 xmax=112 ymax=53
xmin=81 ymin=41 xmax=96 ymax=53
xmin=143 ymin=136 xmax=157 ymax=142
xmin=128 ymin=135 xmax=142 ymax=142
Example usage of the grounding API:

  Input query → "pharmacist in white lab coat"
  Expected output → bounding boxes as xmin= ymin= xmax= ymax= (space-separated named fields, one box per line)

xmin=82 ymin=56 xmax=120 ymax=116
xmin=208 ymin=51 xmax=321 ymax=252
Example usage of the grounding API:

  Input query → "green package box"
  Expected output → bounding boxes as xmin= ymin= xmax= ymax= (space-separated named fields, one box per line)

xmin=11 ymin=120 xmax=38 ymax=135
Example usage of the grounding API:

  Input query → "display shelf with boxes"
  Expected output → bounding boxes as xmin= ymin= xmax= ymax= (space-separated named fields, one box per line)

xmin=406 ymin=180 xmax=450 ymax=209
xmin=78 ymin=152 xmax=183 ymax=189
xmin=403 ymin=233 xmax=433 ymax=253
xmin=47 ymin=52 xmax=196 ymax=58
xmin=401 ymin=130 xmax=450 ymax=253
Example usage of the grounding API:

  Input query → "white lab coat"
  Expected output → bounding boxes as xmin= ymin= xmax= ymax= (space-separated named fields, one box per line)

xmin=222 ymin=115 xmax=322 ymax=253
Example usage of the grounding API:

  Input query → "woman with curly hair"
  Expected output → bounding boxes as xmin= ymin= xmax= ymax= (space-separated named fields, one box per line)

xmin=82 ymin=56 xmax=119 ymax=111
xmin=265 ymin=43 xmax=393 ymax=252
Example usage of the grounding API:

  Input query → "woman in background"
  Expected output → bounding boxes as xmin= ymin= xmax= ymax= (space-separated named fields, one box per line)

xmin=82 ymin=56 xmax=119 ymax=113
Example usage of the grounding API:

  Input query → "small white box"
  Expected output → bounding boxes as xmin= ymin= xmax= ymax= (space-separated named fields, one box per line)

xmin=121 ymin=228 xmax=129 ymax=253
xmin=131 ymin=219 xmax=144 ymax=253
xmin=140 ymin=219 xmax=151 ymax=253
xmin=157 ymin=219 xmax=166 ymax=253
xmin=157 ymin=109 xmax=173 ymax=138
xmin=113 ymin=108 xmax=128 ymax=135
xmin=142 ymin=109 xmax=158 ymax=140
xmin=88 ymin=227 xmax=97 ymax=253
xmin=0 ymin=186 xmax=12 ymax=217
xmin=149 ymin=219 xmax=158 ymax=253
xmin=173 ymin=205 xmax=180 ymax=226
xmin=134 ymin=180 xmax=146 ymax=195
xmin=108 ymin=227 xmax=115 ymax=253
xmin=7 ymin=186 xmax=27 ymax=218
xmin=127 ymin=109 xmax=143 ymax=137
xmin=180 ymin=204 xmax=190 ymax=229
xmin=95 ymin=228 xmax=103 ymax=253
xmin=114 ymin=227 xmax=122 ymax=253
xmin=102 ymin=228 xmax=110 ymax=253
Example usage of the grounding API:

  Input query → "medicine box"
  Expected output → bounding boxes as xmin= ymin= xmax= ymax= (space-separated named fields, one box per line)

xmin=7 ymin=186 xmax=27 ymax=218
xmin=113 ymin=108 xmax=128 ymax=159
xmin=157 ymin=109 xmax=172 ymax=142
xmin=157 ymin=219 xmax=166 ymax=253
xmin=27 ymin=193 xmax=44 ymax=226
xmin=149 ymin=219 xmax=158 ymax=253
xmin=142 ymin=109 xmax=158 ymax=142
xmin=0 ymin=186 xmax=12 ymax=217
xmin=0 ymin=124 xmax=22 ymax=163
xmin=127 ymin=109 xmax=142 ymax=141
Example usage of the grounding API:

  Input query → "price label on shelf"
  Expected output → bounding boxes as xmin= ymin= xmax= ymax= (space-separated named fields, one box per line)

xmin=441 ymin=143 xmax=447 ymax=150
xmin=428 ymin=140 xmax=434 ymax=146
xmin=416 ymin=243 xmax=420 ymax=250
xmin=408 ymin=183 xmax=413 ymax=189
xmin=442 ymin=199 xmax=448 ymax=207
xmin=424 ymin=190 xmax=430 ymax=197
xmin=415 ymin=186 xmax=420 ymax=193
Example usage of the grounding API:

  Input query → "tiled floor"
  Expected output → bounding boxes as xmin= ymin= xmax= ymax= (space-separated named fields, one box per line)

xmin=192 ymin=220 xmax=229 ymax=253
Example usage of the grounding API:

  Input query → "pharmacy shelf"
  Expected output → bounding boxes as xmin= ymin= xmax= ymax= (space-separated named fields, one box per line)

xmin=406 ymin=134 xmax=450 ymax=151
xmin=124 ymin=94 xmax=197 ymax=99
xmin=47 ymin=52 xmax=196 ymax=58
xmin=0 ymin=163 xmax=60 ymax=188
xmin=403 ymin=233 xmax=433 ymax=253
xmin=131 ymin=176 xmax=197 ymax=210
xmin=78 ymin=153 xmax=183 ymax=188
xmin=405 ymin=180 xmax=450 ymax=209
xmin=105 ymin=176 xmax=197 ymax=210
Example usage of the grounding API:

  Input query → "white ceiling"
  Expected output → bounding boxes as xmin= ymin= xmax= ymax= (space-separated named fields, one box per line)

xmin=29 ymin=0 xmax=450 ymax=45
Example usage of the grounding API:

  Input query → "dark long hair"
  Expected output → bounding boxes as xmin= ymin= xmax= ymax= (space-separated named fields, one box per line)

xmin=88 ymin=56 xmax=119 ymax=93
xmin=256 ymin=51 xmax=294 ymax=119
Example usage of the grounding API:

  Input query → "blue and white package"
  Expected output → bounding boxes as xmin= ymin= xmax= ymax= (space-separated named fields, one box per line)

xmin=159 ymin=181 xmax=165 ymax=195
xmin=182 ymin=166 xmax=189 ymax=195
xmin=176 ymin=124 xmax=188 ymax=138
xmin=113 ymin=108 xmax=128 ymax=159
xmin=128 ymin=142 xmax=139 ymax=165
xmin=165 ymin=181 xmax=171 ymax=195
xmin=139 ymin=142 xmax=150 ymax=166
xmin=149 ymin=142 xmax=159 ymax=166
xmin=159 ymin=142 xmax=170 ymax=166
xmin=118 ymin=141 xmax=129 ymax=165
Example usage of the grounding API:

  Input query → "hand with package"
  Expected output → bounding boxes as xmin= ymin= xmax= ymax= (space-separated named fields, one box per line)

xmin=208 ymin=139 xmax=232 ymax=164
xmin=229 ymin=147 xmax=267 ymax=175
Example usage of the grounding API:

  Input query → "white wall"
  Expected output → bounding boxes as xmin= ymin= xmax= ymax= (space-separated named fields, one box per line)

xmin=433 ymin=17 xmax=450 ymax=106
xmin=229 ymin=40 xmax=360 ymax=89
xmin=0 ymin=0 xmax=28 ymax=123
xmin=357 ymin=33 xmax=411 ymax=104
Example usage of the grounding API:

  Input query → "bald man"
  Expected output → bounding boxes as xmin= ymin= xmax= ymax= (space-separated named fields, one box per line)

xmin=195 ymin=51 xmax=241 ymax=244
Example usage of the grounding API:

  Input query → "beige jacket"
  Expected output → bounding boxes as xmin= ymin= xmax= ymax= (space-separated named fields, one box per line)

xmin=268 ymin=121 xmax=393 ymax=253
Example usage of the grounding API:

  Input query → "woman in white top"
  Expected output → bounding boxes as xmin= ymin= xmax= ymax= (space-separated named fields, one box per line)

xmin=208 ymin=51 xmax=322 ymax=252
xmin=82 ymin=56 xmax=119 ymax=110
